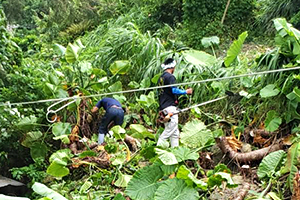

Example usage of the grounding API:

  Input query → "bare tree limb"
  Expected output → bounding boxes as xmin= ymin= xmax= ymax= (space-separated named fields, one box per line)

xmin=216 ymin=137 xmax=282 ymax=163
xmin=234 ymin=182 xmax=251 ymax=200
xmin=221 ymin=0 xmax=231 ymax=24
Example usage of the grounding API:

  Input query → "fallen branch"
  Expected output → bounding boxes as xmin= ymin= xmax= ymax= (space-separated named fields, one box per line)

xmin=234 ymin=182 xmax=250 ymax=200
xmin=124 ymin=135 xmax=138 ymax=152
xmin=216 ymin=137 xmax=282 ymax=163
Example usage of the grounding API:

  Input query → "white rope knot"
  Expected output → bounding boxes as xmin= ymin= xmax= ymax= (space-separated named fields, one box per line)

xmin=161 ymin=60 xmax=176 ymax=70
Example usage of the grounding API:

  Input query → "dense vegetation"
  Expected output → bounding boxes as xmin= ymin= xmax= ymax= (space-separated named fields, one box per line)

xmin=1 ymin=0 xmax=300 ymax=199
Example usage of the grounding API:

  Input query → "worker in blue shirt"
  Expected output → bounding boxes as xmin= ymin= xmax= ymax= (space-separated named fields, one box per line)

xmin=157 ymin=58 xmax=193 ymax=147
xmin=91 ymin=97 xmax=124 ymax=144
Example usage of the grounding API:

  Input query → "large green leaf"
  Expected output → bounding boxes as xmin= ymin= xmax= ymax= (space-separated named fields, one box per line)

xmin=224 ymin=31 xmax=248 ymax=67
xmin=155 ymin=148 xmax=178 ymax=165
xmin=30 ymin=142 xmax=47 ymax=162
xmin=17 ymin=115 xmax=37 ymax=131
xmin=154 ymin=178 xmax=199 ymax=200
xmin=264 ymin=110 xmax=282 ymax=132
xmin=181 ymin=119 xmax=213 ymax=148
xmin=129 ymin=124 xmax=154 ymax=139
xmin=136 ymin=92 xmax=157 ymax=108
xmin=281 ymin=143 xmax=300 ymax=192
xmin=32 ymin=182 xmax=67 ymax=200
xmin=53 ymin=43 xmax=66 ymax=56
xmin=114 ymin=173 xmax=132 ymax=188
xmin=46 ymin=161 xmax=70 ymax=178
xmin=113 ymin=193 xmax=126 ymax=200
xmin=108 ymin=81 xmax=122 ymax=92
xmin=201 ymin=36 xmax=220 ymax=48
xmin=182 ymin=50 xmax=217 ymax=66
xmin=65 ymin=39 xmax=84 ymax=63
xmin=111 ymin=125 xmax=126 ymax=140
xmin=79 ymin=61 xmax=92 ymax=73
xmin=110 ymin=60 xmax=131 ymax=75
xmin=176 ymin=165 xmax=207 ymax=190
xmin=260 ymin=84 xmax=280 ymax=98
xmin=171 ymin=146 xmax=199 ymax=162
xmin=273 ymin=18 xmax=300 ymax=55
xmin=49 ymin=149 xmax=72 ymax=165
xmin=125 ymin=165 xmax=164 ymax=200
xmin=21 ymin=131 xmax=43 ymax=147
xmin=52 ymin=122 xmax=71 ymax=144
xmin=257 ymin=150 xmax=286 ymax=179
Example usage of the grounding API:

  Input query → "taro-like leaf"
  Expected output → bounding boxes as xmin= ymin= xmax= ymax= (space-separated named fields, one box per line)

xmin=109 ymin=60 xmax=130 ymax=75
xmin=201 ymin=36 xmax=220 ymax=48
xmin=46 ymin=161 xmax=69 ymax=178
xmin=182 ymin=50 xmax=217 ymax=66
xmin=111 ymin=125 xmax=126 ymax=140
xmin=224 ymin=31 xmax=248 ymax=67
xmin=108 ymin=81 xmax=122 ymax=92
xmin=155 ymin=148 xmax=178 ymax=165
xmin=114 ymin=173 xmax=132 ymax=188
xmin=257 ymin=150 xmax=286 ymax=179
xmin=170 ymin=146 xmax=199 ymax=162
xmin=21 ymin=131 xmax=43 ymax=147
xmin=181 ymin=119 xmax=213 ymax=148
xmin=154 ymin=178 xmax=199 ymax=200
xmin=176 ymin=165 xmax=207 ymax=190
xmin=125 ymin=165 xmax=164 ymax=200
xmin=30 ymin=142 xmax=47 ymax=162
xmin=260 ymin=84 xmax=280 ymax=98
xmin=32 ymin=182 xmax=67 ymax=200
xmin=17 ymin=115 xmax=37 ymax=131
xmin=129 ymin=124 xmax=154 ymax=139
xmin=265 ymin=110 xmax=282 ymax=132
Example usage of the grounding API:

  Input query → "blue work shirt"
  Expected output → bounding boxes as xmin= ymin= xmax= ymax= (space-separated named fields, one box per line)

xmin=95 ymin=98 xmax=122 ymax=110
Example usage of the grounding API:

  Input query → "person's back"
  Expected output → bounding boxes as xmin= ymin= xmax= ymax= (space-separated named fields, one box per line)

xmin=92 ymin=97 xmax=124 ymax=144
xmin=158 ymin=71 xmax=178 ymax=110
xmin=156 ymin=58 xmax=192 ymax=147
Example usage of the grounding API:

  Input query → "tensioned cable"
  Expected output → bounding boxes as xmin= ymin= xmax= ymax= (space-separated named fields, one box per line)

xmin=1 ymin=66 xmax=300 ymax=107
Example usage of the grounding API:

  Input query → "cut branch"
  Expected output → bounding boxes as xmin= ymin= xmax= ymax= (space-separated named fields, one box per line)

xmin=216 ymin=137 xmax=282 ymax=163
xmin=234 ymin=182 xmax=250 ymax=200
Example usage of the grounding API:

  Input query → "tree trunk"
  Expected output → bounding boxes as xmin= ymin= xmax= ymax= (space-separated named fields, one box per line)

xmin=216 ymin=137 xmax=282 ymax=163
xmin=221 ymin=0 xmax=231 ymax=24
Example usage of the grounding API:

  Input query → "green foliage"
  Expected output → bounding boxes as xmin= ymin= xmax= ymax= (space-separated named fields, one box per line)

xmin=181 ymin=0 xmax=255 ymax=48
xmin=154 ymin=178 xmax=199 ymax=200
xmin=264 ymin=110 xmax=282 ymax=132
xmin=182 ymin=50 xmax=217 ymax=67
xmin=281 ymin=142 xmax=300 ymax=192
xmin=46 ymin=149 xmax=72 ymax=178
xmin=176 ymin=165 xmax=207 ymax=190
xmin=224 ymin=31 xmax=248 ymax=67
xmin=10 ymin=161 xmax=47 ymax=184
xmin=257 ymin=150 xmax=286 ymax=179
xmin=256 ymin=0 xmax=300 ymax=33
xmin=180 ymin=119 xmax=214 ymax=148
xmin=52 ymin=122 xmax=72 ymax=144
xmin=125 ymin=164 xmax=164 ymax=200
xmin=32 ymin=182 xmax=67 ymax=200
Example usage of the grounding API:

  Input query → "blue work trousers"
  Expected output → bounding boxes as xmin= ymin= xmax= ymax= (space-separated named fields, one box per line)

xmin=98 ymin=107 xmax=124 ymax=144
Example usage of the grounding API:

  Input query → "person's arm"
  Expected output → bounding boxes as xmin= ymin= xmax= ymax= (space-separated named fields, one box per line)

xmin=91 ymin=100 xmax=102 ymax=113
xmin=91 ymin=106 xmax=99 ymax=113
xmin=172 ymin=87 xmax=193 ymax=95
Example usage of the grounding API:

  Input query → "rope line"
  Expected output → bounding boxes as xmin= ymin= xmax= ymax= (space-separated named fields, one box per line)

xmin=1 ymin=66 xmax=300 ymax=107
